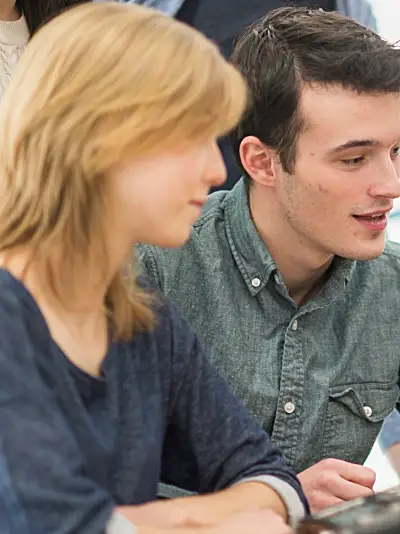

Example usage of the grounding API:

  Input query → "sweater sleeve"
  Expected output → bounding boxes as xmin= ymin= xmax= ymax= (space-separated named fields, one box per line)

xmin=158 ymin=296 xmax=309 ymax=517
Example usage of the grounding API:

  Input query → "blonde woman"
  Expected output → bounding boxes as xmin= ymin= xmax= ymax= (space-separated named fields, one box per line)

xmin=0 ymin=3 xmax=307 ymax=533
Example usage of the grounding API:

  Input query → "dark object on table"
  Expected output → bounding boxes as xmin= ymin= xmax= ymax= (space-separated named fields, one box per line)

xmin=297 ymin=486 xmax=400 ymax=534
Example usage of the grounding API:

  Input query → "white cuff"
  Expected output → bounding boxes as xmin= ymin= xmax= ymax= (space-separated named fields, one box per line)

xmin=107 ymin=511 xmax=136 ymax=534
xmin=233 ymin=475 xmax=306 ymax=528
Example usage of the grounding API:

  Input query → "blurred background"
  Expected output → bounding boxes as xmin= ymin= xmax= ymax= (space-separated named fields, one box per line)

xmin=370 ymin=0 xmax=400 ymax=42
xmin=357 ymin=0 xmax=400 ymax=490
xmin=371 ymin=0 xmax=400 ymax=243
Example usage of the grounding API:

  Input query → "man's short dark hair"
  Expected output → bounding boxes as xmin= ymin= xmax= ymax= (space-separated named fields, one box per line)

xmin=230 ymin=7 xmax=400 ymax=175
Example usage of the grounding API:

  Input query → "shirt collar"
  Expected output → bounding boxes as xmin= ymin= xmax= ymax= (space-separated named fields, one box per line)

xmin=224 ymin=178 xmax=356 ymax=298
xmin=224 ymin=179 xmax=278 ymax=295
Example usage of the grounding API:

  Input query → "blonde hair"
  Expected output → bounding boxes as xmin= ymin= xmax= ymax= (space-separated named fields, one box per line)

xmin=0 ymin=2 xmax=247 ymax=340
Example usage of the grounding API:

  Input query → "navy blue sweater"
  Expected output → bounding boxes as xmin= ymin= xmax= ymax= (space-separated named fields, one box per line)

xmin=0 ymin=270 xmax=306 ymax=533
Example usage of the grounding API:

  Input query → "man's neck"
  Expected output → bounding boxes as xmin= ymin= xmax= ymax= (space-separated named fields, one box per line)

xmin=249 ymin=187 xmax=334 ymax=307
xmin=0 ymin=2 xmax=19 ymax=21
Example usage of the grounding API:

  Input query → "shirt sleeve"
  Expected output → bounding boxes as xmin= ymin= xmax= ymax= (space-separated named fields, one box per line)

xmin=0 ymin=311 xmax=115 ymax=534
xmin=157 ymin=296 xmax=309 ymax=518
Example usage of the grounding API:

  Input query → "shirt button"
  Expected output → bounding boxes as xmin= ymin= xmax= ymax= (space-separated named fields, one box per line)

xmin=251 ymin=277 xmax=261 ymax=288
xmin=291 ymin=320 xmax=298 ymax=331
xmin=363 ymin=406 xmax=373 ymax=418
xmin=284 ymin=401 xmax=296 ymax=414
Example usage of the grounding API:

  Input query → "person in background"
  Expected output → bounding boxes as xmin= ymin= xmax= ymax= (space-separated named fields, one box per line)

xmin=118 ymin=0 xmax=376 ymax=190
xmin=0 ymin=3 xmax=307 ymax=533
xmin=0 ymin=0 xmax=87 ymax=101
xmin=379 ymin=411 xmax=400 ymax=477
xmin=138 ymin=7 xmax=400 ymax=513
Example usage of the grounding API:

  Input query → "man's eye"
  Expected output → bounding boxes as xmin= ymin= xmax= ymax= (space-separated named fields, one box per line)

xmin=341 ymin=156 xmax=365 ymax=166
xmin=391 ymin=145 xmax=400 ymax=157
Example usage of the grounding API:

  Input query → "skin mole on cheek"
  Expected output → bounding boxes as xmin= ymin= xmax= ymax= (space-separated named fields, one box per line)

xmin=318 ymin=184 xmax=329 ymax=193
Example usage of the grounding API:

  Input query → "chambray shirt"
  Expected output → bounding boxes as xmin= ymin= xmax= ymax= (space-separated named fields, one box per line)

xmin=137 ymin=179 xmax=400 ymax=474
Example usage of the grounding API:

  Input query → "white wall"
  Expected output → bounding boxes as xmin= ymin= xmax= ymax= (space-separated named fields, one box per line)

xmin=370 ymin=0 xmax=400 ymax=42
xmin=360 ymin=1 xmax=400 ymax=484
xmin=369 ymin=1 xmax=400 ymax=243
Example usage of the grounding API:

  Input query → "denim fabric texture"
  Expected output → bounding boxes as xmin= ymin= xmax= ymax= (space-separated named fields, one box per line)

xmin=138 ymin=179 xmax=400 ymax=474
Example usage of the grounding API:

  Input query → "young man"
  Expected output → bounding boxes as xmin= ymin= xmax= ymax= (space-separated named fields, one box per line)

xmin=138 ymin=7 xmax=400 ymax=513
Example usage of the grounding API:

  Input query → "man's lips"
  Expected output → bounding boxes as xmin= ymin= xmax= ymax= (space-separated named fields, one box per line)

xmin=352 ymin=209 xmax=392 ymax=231
xmin=353 ymin=207 xmax=393 ymax=218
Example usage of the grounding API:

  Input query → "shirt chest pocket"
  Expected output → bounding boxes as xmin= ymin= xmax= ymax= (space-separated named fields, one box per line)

xmin=322 ymin=382 xmax=398 ymax=464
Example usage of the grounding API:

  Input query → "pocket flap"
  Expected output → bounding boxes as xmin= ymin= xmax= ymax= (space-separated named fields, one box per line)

xmin=328 ymin=382 xmax=398 ymax=423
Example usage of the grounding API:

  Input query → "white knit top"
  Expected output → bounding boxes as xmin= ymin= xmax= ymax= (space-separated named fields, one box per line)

xmin=0 ymin=15 xmax=29 ymax=102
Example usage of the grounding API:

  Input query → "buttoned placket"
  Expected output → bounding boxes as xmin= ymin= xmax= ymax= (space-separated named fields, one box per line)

xmin=270 ymin=308 xmax=305 ymax=468
xmin=266 ymin=273 xmax=337 ymax=469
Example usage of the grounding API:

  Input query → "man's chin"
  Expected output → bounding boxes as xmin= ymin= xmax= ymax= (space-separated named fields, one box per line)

xmin=341 ymin=241 xmax=386 ymax=261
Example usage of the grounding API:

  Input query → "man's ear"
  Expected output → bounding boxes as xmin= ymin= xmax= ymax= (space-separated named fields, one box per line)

xmin=239 ymin=136 xmax=278 ymax=187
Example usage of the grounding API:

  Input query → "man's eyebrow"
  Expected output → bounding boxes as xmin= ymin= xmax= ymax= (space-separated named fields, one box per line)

xmin=329 ymin=139 xmax=378 ymax=154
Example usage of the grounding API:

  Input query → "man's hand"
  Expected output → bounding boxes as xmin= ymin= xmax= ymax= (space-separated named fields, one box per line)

xmin=298 ymin=458 xmax=376 ymax=513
